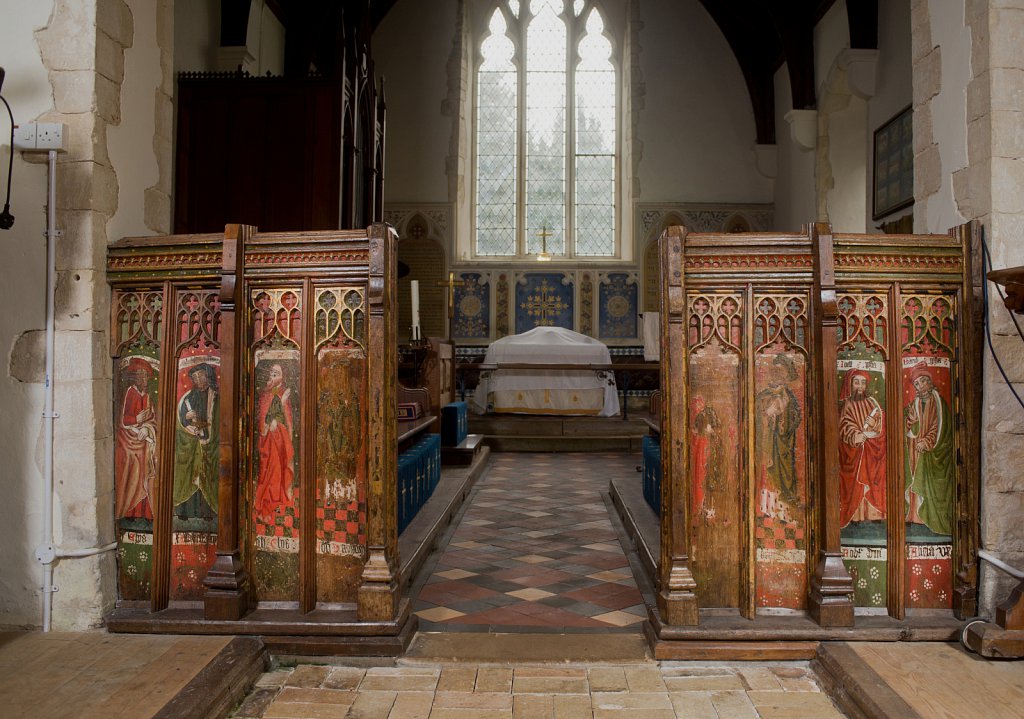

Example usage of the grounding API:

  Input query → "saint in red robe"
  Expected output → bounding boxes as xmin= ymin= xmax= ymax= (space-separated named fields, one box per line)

xmin=838 ymin=370 xmax=887 ymax=527
xmin=254 ymin=372 xmax=295 ymax=523
xmin=115 ymin=382 xmax=157 ymax=519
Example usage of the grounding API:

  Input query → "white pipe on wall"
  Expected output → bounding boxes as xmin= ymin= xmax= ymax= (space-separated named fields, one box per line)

xmin=34 ymin=149 xmax=116 ymax=632
xmin=41 ymin=148 xmax=57 ymax=632
xmin=979 ymin=549 xmax=1024 ymax=581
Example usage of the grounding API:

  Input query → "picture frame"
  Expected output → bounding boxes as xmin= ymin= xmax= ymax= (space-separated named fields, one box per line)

xmin=872 ymin=105 xmax=914 ymax=220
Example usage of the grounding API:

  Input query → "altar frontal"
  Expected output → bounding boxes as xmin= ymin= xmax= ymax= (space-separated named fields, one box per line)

xmin=471 ymin=326 xmax=620 ymax=416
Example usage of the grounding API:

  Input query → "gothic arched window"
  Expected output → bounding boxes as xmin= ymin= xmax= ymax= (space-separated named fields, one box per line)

xmin=475 ymin=0 xmax=618 ymax=259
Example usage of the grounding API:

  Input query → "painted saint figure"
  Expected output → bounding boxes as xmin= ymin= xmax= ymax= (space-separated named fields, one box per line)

xmin=173 ymin=362 xmax=219 ymax=514
xmin=756 ymin=354 xmax=802 ymax=519
xmin=904 ymin=362 xmax=954 ymax=535
xmin=115 ymin=358 xmax=157 ymax=518
xmin=254 ymin=363 xmax=296 ymax=523
xmin=691 ymin=395 xmax=723 ymax=523
xmin=838 ymin=369 xmax=887 ymax=527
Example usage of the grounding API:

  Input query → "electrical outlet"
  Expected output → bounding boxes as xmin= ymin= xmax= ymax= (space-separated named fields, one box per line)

xmin=11 ymin=122 xmax=67 ymax=152
xmin=35 ymin=123 xmax=67 ymax=151
xmin=13 ymin=123 xmax=36 ymax=150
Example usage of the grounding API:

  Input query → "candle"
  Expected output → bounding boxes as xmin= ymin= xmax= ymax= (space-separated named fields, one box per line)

xmin=410 ymin=280 xmax=421 ymax=340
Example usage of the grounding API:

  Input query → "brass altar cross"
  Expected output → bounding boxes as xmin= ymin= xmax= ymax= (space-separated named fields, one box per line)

xmin=536 ymin=225 xmax=553 ymax=261
xmin=435 ymin=271 xmax=465 ymax=338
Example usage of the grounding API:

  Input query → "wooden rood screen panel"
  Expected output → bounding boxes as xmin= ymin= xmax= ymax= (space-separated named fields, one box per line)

xmin=108 ymin=224 xmax=399 ymax=621
xmin=657 ymin=223 xmax=981 ymax=625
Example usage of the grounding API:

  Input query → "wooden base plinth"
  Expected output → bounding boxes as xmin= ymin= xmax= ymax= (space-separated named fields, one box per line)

xmin=107 ymin=598 xmax=413 ymax=643
xmin=809 ymin=552 xmax=855 ymax=627
xmin=657 ymin=589 xmax=699 ymax=626
xmin=203 ymin=552 xmax=252 ymax=621
xmin=963 ymin=620 xmax=1024 ymax=658
xmin=357 ymin=579 xmax=400 ymax=623
xmin=645 ymin=621 xmax=817 ymax=660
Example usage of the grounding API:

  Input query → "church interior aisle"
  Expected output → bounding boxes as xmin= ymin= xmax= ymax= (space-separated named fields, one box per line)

xmin=410 ymin=452 xmax=647 ymax=631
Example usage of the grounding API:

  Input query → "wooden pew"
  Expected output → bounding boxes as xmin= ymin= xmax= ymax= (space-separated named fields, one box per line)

xmin=106 ymin=223 xmax=412 ymax=649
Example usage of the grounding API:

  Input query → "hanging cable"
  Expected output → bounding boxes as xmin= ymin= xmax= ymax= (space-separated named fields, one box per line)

xmin=0 ymin=66 xmax=15 ymax=230
xmin=980 ymin=225 xmax=1024 ymax=412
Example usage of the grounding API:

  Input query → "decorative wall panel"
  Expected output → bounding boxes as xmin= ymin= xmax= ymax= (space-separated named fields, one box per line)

xmin=169 ymin=290 xmax=221 ymax=600
xmin=453 ymin=272 xmax=491 ymax=340
xmin=753 ymin=294 xmax=809 ymax=610
xmin=250 ymin=288 xmax=303 ymax=601
xmin=113 ymin=290 xmax=164 ymax=602
xmin=837 ymin=293 xmax=890 ymax=609
xmin=314 ymin=287 xmax=368 ymax=603
xmin=599 ymin=273 xmax=639 ymax=340
xmin=687 ymin=293 xmax=743 ymax=609
xmin=900 ymin=293 xmax=956 ymax=609
xmin=515 ymin=273 xmax=574 ymax=333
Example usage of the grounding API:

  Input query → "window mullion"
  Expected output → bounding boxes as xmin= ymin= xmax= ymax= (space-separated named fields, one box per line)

xmin=566 ymin=6 xmax=576 ymax=260
xmin=517 ymin=8 xmax=527 ymax=257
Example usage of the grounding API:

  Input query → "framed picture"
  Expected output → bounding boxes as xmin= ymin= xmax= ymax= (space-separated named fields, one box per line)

xmin=872 ymin=105 xmax=914 ymax=220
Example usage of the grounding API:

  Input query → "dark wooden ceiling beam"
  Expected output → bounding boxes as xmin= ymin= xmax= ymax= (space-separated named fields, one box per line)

xmin=846 ymin=0 xmax=878 ymax=49
xmin=697 ymin=0 xmax=779 ymax=144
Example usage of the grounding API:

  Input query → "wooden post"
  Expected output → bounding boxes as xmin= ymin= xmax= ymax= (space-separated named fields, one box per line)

xmin=299 ymin=277 xmax=318 ymax=613
xmin=807 ymin=222 xmax=855 ymax=626
xmin=151 ymin=279 xmax=176 ymax=612
xmin=657 ymin=225 xmax=699 ymax=626
xmin=358 ymin=223 xmax=401 ymax=621
xmin=203 ymin=224 xmax=253 ymax=620
xmin=953 ymin=220 xmax=982 ymax=619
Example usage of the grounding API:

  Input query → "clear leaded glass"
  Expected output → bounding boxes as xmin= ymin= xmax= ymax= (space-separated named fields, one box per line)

xmin=574 ymin=8 xmax=615 ymax=256
xmin=476 ymin=9 xmax=518 ymax=256
xmin=474 ymin=1 xmax=616 ymax=258
xmin=525 ymin=0 xmax=566 ymax=255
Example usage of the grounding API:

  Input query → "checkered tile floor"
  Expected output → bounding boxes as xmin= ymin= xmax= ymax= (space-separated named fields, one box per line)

xmin=411 ymin=452 xmax=648 ymax=631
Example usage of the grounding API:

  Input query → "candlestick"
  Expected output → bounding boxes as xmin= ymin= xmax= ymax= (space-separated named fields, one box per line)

xmin=410 ymin=280 xmax=421 ymax=340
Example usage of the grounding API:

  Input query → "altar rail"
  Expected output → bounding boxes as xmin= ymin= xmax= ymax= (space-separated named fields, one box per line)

xmin=656 ymin=223 xmax=982 ymax=628
xmin=107 ymin=223 xmax=401 ymax=626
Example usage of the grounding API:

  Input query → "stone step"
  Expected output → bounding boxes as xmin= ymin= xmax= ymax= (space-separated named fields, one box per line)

xmin=482 ymin=434 xmax=645 ymax=453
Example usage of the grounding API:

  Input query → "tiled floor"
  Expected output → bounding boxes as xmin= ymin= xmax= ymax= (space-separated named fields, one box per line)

xmin=234 ymin=662 xmax=845 ymax=718
xmin=411 ymin=452 xmax=648 ymax=631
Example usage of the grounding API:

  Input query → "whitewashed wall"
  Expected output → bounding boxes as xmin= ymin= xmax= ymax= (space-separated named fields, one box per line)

xmin=0 ymin=0 xmax=55 ymax=630
xmin=0 ymin=0 xmax=173 ymax=630
xmin=866 ymin=0 xmax=912 ymax=229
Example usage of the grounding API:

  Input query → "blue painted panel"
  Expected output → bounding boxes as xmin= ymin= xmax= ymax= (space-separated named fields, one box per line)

xmin=453 ymin=273 xmax=490 ymax=340
xmin=599 ymin=273 xmax=638 ymax=339
xmin=515 ymin=273 xmax=574 ymax=333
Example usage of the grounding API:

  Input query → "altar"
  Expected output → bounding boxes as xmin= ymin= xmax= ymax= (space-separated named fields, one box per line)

xmin=470 ymin=327 xmax=620 ymax=417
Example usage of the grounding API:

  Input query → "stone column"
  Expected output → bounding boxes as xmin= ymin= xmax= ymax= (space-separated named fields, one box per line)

xmin=27 ymin=0 xmax=173 ymax=630
xmin=913 ymin=0 xmax=1024 ymax=616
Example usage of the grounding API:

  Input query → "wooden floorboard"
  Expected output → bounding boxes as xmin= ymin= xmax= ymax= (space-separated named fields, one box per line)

xmin=848 ymin=642 xmax=1024 ymax=719
xmin=0 ymin=632 xmax=257 ymax=719
xmin=813 ymin=642 xmax=924 ymax=719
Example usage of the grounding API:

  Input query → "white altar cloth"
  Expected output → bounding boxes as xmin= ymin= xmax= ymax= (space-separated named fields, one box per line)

xmin=470 ymin=327 xmax=620 ymax=417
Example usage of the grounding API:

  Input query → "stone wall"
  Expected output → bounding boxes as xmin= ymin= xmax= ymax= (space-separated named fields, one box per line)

xmin=911 ymin=0 xmax=1024 ymax=616
xmin=0 ymin=0 xmax=173 ymax=630
xmin=971 ymin=0 xmax=1024 ymax=617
